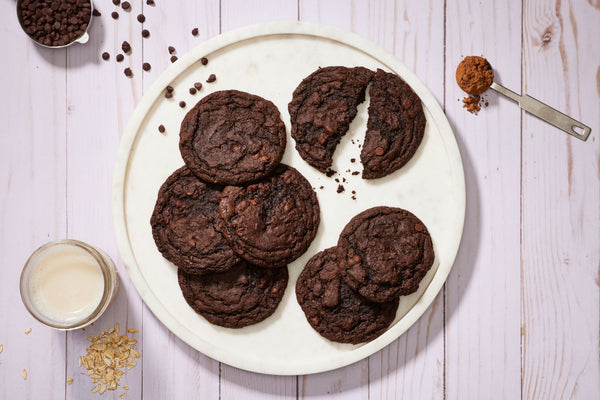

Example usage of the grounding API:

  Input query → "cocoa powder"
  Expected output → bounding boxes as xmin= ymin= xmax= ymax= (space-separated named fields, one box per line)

xmin=456 ymin=56 xmax=494 ymax=114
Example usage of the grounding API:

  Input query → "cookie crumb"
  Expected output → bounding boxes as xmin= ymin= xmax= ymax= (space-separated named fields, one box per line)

xmin=0 ymin=344 xmax=4 ymax=354
xmin=325 ymin=168 xmax=336 ymax=177
xmin=194 ymin=82 xmax=203 ymax=90
xmin=92 ymin=9 xmax=101 ymax=17
xmin=67 ymin=377 xmax=73 ymax=385
xmin=168 ymin=46 xmax=176 ymax=54
xmin=22 ymin=369 xmax=27 ymax=380
xmin=206 ymin=74 xmax=216 ymax=83
xmin=24 ymin=328 xmax=32 ymax=334
xmin=170 ymin=55 xmax=178 ymax=63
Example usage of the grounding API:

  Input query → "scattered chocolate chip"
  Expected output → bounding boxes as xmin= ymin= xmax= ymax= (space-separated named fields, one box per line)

xmin=112 ymin=0 xmax=120 ymax=5
xmin=335 ymin=178 xmax=339 ymax=183
xmin=325 ymin=169 xmax=336 ymax=177
xmin=143 ymin=62 xmax=151 ymax=71
xmin=351 ymin=195 xmax=356 ymax=200
xmin=170 ymin=55 xmax=178 ymax=63
xmin=124 ymin=67 xmax=133 ymax=77
xmin=206 ymin=74 xmax=216 ymax=83
xmin=166 ymin=85 xmax=174 ymax=93
xmin=192 ymin=27 xmax=199 ymax=36
xmin=350 ymin=158 xmax=356 ymax=163
xmin=92 ymin=9 xmax=101 ymax=17
xmin=158 ymin=124 xmax=165 ymax=133
xmin=193 ymin=82 xmax=202 ymax=90
xmin=142 ymin=29 xmax=150 ymax=38
xmin=102 ymin=52 xmax=110 ymax=60
xmin=168 ymin=46 xmax=176 ymax=54
xmin=179 ymin=101 xmax=186 ymax=108
xmin=200 ymin=57 xmax=208 ymax=65
xmin=351 ymin=190 xmax=356 ymax=194
xmin=116 ymin=54 xmax=124 ymax=62
xmin=189 ymin=87 xmax=197 ymax=95
xmin=336 ymin=185 xmax=345 ymax=193
xmin=165 ymin=92 xmax=173 ymax=99
xmin=121 ymin=41 xmax=131 ymax=54
xmin=137 ymin=14 xmax=145 ymax=23
xmin=121 ymin=1 xmax=130 ymax=10
xmin=319 ymin=186 xmax=324 ymax=190
xmin=19 ymin=0 xmax=93 ymax=46
xmin=146 ymin=0 xmax=155 ymax=5
xmin=342 ymin=178 xmax=346 ymax=183
xmin=111 ymin=11 xmax=119 ymax=19
xmin=351 ymin=171 xmax=360 ymax=175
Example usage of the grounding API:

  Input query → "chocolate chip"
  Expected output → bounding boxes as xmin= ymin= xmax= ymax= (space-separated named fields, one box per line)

xmin=350 ymin=158 xmax=356 ymax=163
xmin=124 ymin=67 xmax=133 ymax=77
xmin=146 ymin=0 xmax=155 ymax=5
xmin=193 ymin=82 xmax=202 ymax=90
xmin=351 ymin=190 xmax=356 ymax=194
xmin=137 ymin=14 xmax=145 ymax=23
xmin=351 ymin=171 xmax=359 ymax=175
xmin=192 ymin=27 xmax=199 ymax=36
xmin=206 ymin=74 xmax=216 ymax=83
xmin=158 ymin=124 xmax=165 ymax=133
xmin=121 ymin=1 xmax=130 ymax=10
xmin=143 ymin=62 xmax=151 ymax=71
xmin=121 ymin=41 xmax=131 ymax=54
xmin=116 ymin=54 xmax=124 ymax=62
xmin=325 ymin=169 xmax=336 ymax=177
xmin=170 ymin=55 xmax=178 ymax=63
xmin=335 ymin=178 xmax=339 ymax=183
xmin=179 ymin=101 xmax=186 ymax=108
xmin=200 ymin=57 xmax=208 ymax=65
xmin=189 ymin=87 xmax=197 ymax=95
xmin=142 ymin=29 xmax=150 ymax=37
xmin=111 ymin=11 xmax=119 ymax=19
xmin=336 ymin=185 xmax=345 ymax=193
xmin=165 ymin=92 xmax=173 ymax=99
xmin=319 ymin=186 xmax=324 ymax=190
xmin=92 ymin=9 xmax=101 ymax=17
xmin=168 ymin=46 xmax=176 ymax=54
xmin=102 ymin=52 xmax=110 ymax=60
xmin=112 ymin=0 xmax=120 ymax=5
xmin=166 ymin=85 xmax=174 ymax=93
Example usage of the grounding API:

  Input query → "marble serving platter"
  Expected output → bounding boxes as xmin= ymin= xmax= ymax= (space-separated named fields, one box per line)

xmin=112 ymin=21 xmax=465 ymax=375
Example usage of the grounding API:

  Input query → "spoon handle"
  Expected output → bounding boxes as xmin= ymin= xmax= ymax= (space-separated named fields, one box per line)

xmin=490 ymin=81 xmax=591 ymax=141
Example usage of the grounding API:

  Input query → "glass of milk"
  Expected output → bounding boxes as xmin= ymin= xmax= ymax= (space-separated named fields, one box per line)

xmin=20 ymin=240 xmax=119 ymax=330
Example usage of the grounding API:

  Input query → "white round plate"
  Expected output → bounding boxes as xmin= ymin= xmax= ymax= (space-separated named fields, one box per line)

xmin=112 ymin=21 xmax=465 ymax=375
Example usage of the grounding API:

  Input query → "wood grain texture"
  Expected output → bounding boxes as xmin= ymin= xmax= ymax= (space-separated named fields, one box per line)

xmin=0 ymin=6 xmax=67 ymax=399
xmin=521 ymin=0 xmax=600 ymax=399
xmin=140 ymin=2 xmax=221 ymax=399
xmin=444 ymin=1 xmax=523 ymax=399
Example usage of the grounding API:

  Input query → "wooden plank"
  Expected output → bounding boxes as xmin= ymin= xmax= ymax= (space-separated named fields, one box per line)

xmin=64 ymin=2 xmax=145 ymax=399
xmin=0 ymin=12 xmax=67 ymax=400
xmin=298 ymin=1 xmax=446 ymax=398
xmin=521 ymin=1 xmax=600 ymax=399
xmin=444 ymin=0 xmax=523 ymax=399
xmin=139 ymin=1 xmax=221 ymax=399
xmin=219 ymin=1 xmax=299 ymax=398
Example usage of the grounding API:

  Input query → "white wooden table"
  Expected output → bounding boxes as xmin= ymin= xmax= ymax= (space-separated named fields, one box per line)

xmin=1 ymin=0 xmax=598 ymax=399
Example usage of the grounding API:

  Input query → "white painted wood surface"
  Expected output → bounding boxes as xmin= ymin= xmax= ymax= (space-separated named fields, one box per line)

xmin=0 ymin=1 xmax=598 ymax=399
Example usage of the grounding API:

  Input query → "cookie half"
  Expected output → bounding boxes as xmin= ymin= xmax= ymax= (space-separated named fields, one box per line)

xmin=180 ymin=90 xmax=286 ymax=185
xmin=150 ymin=166 xmax=240 ymax=275
xmin=219 ymin=164 xmax=320 ymax=268
xmin=289 ymin=66 xmax=374 ymax=172
xmin=178 ymin=261 xmax=288 ymax=328
xmin=338 ymin=206 xmax=434 ymax=303
xmin=361 ymin=69 xmax=426 ymax=179
xmin=296 ymin=247 xmax=399 ymax=344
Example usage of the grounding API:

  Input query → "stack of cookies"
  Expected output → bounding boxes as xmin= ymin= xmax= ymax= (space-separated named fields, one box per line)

xmin=151 ymin=90 xmax=320 ymax=329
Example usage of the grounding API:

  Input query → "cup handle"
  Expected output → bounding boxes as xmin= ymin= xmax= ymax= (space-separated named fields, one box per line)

xmin=77 ymin=32 xmax=89 ymax=44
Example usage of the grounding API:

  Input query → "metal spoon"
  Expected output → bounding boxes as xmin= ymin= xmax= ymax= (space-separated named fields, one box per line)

xmin=489 ymin=81 xmax=591 ymax=141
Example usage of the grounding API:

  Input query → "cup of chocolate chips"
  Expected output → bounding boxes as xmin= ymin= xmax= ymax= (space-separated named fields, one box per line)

xmin=17 ymin=0 xmax=93 ymax=48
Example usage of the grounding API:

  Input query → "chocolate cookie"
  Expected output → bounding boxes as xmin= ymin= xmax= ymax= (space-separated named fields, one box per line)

xmin=180 ymin=90 xmax=286 ymax=185
xmin=178 ymin=261 xmax=288 ymax=328
xmin=361 ymin=69 xmax=426 ymax=179
xmin=150 ymin=166 xmax=240 ymax=275
xmin=288 ymin=66 xmax=374 ymax=172
xmin=219 ymin=164 xmax=320 ymax=268
xmin=296 ymin=247 xmax=399 ymax=344
xmin=338 ymin=206 xmax=434 ymax=303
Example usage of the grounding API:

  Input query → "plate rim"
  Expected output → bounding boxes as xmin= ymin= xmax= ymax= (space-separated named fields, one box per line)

xmin=111 ymin=20 xmax=466 ymax=375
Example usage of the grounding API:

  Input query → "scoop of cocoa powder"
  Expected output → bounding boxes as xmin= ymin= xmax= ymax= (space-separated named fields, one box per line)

xmin=456 ymin=56 xmax=494 ymax=95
